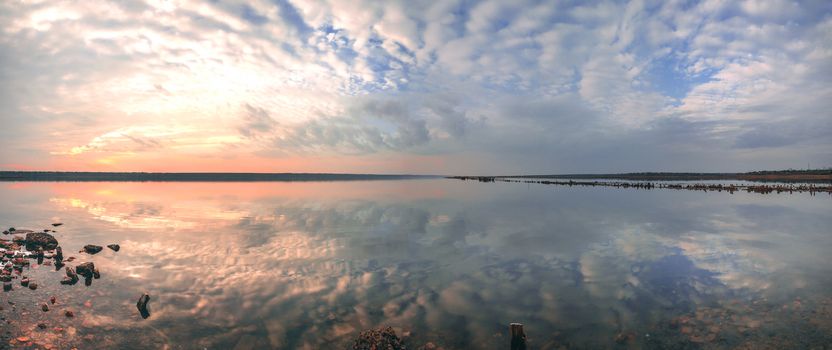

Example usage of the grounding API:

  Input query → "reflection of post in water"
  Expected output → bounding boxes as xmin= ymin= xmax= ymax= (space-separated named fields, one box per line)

xmin=510 ymin=323 xmax=526 ymax=350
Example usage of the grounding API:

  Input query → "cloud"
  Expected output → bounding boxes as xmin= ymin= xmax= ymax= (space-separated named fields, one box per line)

xmin=1 ymin=0 xmax=831 ymax=172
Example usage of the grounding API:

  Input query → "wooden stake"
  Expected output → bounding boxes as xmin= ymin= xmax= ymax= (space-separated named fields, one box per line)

xmin=510 ymin=323 xmax=526 ymax=350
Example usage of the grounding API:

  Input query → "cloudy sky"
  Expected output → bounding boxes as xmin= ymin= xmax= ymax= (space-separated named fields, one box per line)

xmin=1 ymin=0 xmax=830 ymax=174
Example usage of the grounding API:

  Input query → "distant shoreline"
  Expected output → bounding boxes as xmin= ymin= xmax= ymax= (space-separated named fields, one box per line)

xmin=0 ymin=171 xmax=440 ymax=182
xmin=472 ymin=170 xmax=832 ymax=183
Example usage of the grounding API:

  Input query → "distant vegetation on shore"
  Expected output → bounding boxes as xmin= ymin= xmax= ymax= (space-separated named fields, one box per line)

xmin=469 ymin=169 xmax=832 ymax=183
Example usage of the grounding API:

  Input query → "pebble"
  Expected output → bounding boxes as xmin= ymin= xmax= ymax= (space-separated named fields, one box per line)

xmin=42 ymin=303 xmax=49 ymax=312
xmin=28 ymin=283 xmax=37 ymax=290
xmin=64 ymin=310 xmax=74 ymax=318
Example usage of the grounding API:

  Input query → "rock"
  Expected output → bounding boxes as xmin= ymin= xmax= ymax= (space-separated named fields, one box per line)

xmin=50 ymin=296 xmax=56 ymax=304
xmin=63 ymin=267 xmax=78 ymax=285
xmin=64 ymin=310 xmax=74 ymax=318
xmin=38 ymin=323 xmax=47 ymax=329
xmin=28 ymin=283 xmax=37 ymax=290
xmin=8 ymin=228 xmax=14 ymax=232
xmin=20 ymin=278 xmax=29 ymax=287
xmin=614 ymin=332 xmax=635 ymax=344
xmin=24 ymin=232 xmax=58 ymax=250
xmin=3 ymin=282 xmax=10 ymax=291
xmin=107 ymin=244 xmax=120 ymax=252
xmin=42 ymin=303 xmax=49 ymax=312
xmin=351 ymin=327 xmax=404 ymax=350
xmin=76 ymin=262 xmax=95 ymax=278
xmin=16 ymin=336 xmax=30 ymax=342
xmin=55 ymin=246 xmax=63 ymax=261
xmin=137 ymin=293 xmax=151 ymax=319
xmin=82 ymin=245 xmax=103 ymax=254
xmin=52 ymin=223 xmax=63 ymax=227
xmin=93 ymin=268 xmax=100 ymax=279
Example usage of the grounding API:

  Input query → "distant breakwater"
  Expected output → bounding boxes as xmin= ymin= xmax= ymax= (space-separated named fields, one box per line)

xmin=449 ymin=176 xmax=832 ymax=195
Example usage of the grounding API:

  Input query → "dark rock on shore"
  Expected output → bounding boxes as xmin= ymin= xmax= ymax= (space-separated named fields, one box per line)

xmin=107 ymin=244 xmax=120 ymax=252
xmin=62 ymin=267 xmax=79 ymax=285
xmin=137 ymin=293 xmax=151 ymax=319
xmin=76 ymin=262 xmax=95 ymax=278
xmin=351 ymin=327 xmax=404 ymax=350
xmin=83 ymin=245 xmax=103 ymax=254
xmin=24 ymin=232 xmax=58 ymax=250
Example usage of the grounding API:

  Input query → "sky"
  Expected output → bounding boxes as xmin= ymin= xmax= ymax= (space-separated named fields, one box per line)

xmin=1 ymin=0 xmax=830 ymax=174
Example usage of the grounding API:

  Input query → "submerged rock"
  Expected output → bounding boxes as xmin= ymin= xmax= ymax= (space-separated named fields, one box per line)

xmin=137 ymin=293 xmax=151 ymax=319
xmin=351 ymin=327 xmax=404 ymax=350
xmin=42 ymin=303 xmax=49 ymax=312
xmin=82 ymin=245 xmax=103 ymax=254
xmin=28 ymin=282 xmax=37 ymax=290
xmin=25 ymin=232 xmax=58 ymax=250
xmin=107 ymin=244 xmax=120 ymax=252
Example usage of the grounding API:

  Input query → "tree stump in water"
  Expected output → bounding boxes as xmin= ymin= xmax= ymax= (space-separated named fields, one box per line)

xmin=510 ymin=323 xmax=526 ymax=350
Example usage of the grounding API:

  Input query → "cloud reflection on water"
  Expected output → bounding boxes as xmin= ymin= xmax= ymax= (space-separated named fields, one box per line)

xmin=1 ymin=181 xmax=830 ymax=348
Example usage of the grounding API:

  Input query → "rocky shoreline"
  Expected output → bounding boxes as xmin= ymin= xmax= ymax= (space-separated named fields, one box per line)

xmin=1 ymin=225 xmax=150 ymax=349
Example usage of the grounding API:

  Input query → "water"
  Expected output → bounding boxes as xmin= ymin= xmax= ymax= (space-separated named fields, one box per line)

xmin=1 ymin=179 xmax=831 ymax=349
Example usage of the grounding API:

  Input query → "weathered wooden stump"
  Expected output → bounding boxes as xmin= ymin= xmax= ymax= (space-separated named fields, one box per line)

xmin=510 ymin=323 xmax=526 ymax=350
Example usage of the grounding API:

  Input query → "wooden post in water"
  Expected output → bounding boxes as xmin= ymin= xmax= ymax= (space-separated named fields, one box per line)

xmin=510 ymin=323 xmax=526 ymax=350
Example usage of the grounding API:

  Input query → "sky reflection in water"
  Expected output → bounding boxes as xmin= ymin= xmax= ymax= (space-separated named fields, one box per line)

xmin=1 ymin=180 xmax=831 ymax=349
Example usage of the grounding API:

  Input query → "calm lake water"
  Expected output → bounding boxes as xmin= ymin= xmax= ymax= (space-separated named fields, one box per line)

xmin=1 ymin=179 xmax=831 ymax=349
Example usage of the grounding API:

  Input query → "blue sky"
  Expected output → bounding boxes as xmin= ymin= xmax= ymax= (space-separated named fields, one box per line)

xmin=0 ymin=0 xmax=830 ymax=173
